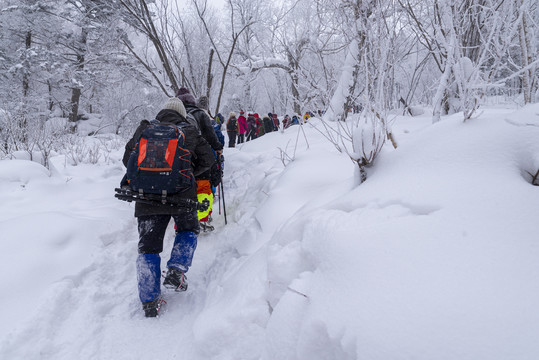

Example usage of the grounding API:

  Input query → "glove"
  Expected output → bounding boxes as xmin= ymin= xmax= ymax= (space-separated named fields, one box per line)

xmin=209 ymin=161 xmax=222 ymax=187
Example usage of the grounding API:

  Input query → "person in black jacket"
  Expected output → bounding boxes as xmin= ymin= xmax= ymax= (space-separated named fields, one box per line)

xmin=246 ymin=113 xmax=257 ymax=141
xmin=263 ymin=114 xmax=274 ymax=134
xmin=226 ymin=112 xmax=238 ymax=148
xmin=176 ymin=87 xmax=223 ymax=157
xmin=122 ymin=97 xmax=215 ymax=317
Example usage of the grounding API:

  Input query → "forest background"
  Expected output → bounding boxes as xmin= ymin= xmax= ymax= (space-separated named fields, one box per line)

xmin=0 ymin=0 xmax=538 ymax=165
xmin=1 ymin=2 xmax=539 ymax=358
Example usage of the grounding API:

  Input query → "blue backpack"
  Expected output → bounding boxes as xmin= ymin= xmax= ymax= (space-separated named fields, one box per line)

xmin=126 ymin=121 xmax=194 ymax=195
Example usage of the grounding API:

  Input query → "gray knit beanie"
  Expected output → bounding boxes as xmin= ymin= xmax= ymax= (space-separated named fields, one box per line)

xmin=197 ymin=96 xmax=209 ymax=110
xmin=162 ymin=97 xmax=187 ymax=117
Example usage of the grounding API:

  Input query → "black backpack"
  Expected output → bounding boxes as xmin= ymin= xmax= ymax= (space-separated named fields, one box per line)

xmin=125 ymin=120 xmax=195 ymax=195
xmin=227 ymin=117 xmax=238 ymax=131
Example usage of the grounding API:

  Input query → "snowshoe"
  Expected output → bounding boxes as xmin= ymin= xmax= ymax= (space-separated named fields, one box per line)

xmin=163 ymin=268 xmax=188 ymax=292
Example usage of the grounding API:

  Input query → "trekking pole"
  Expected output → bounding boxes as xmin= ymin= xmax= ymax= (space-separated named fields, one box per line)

xmin=217 ymin=182 xmax=222 ymax=215
xmin=217 ymin=155 xmax=223 ymax=215
xmin=221 ymin=182 xmax=227 ymax=224
xmin=219 ymin=155 xmax=227 ymax=224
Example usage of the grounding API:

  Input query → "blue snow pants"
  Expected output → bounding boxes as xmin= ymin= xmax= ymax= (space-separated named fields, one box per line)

xmin=136 ymin=213 xmax=199 ymax=303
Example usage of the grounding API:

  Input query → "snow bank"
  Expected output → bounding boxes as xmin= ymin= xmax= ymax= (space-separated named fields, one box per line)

xmin=0 ymin=159 xmax=50 ymax=183
xmin=1 ymin=105 xmax=539 ymax=359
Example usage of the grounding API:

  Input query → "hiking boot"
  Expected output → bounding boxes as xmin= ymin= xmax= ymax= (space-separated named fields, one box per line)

xmin=142 ymin=297 xmax=164 ymax=318
xmin=200 ymin=221 xmax=215 ymax=232
xmin=163 ymin=268 xmax=188 ymax=291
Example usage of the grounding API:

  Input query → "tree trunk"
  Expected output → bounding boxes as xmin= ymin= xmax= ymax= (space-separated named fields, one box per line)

xmin=291 ymin=69 xmax=301 ymax=115
xmin=357 ymin=160 xmax=367 ymax=184
xmin=215 ymin=31 xmax=244 ymax=115
xmin=341 ymin=3 xmax=372 ymax=122
xmin=70 ymin=88 xmax=81 ymax=123
xmin=341 ymin=41 xmax=361 ymax=122
xmin=69 ymin=28 xmax=87 ymax=124
xmin=47 ymin=80 xmax=54 ymax=111
xmin=518 ymin=6 xmax=533 ymax=104
xmin=206 ymin=48 xmax=214 ymax=100
xmin=286 ymin=50 xmax=302 ymax=115
xmin=23 ymin=31 xmax=31 ymax=97
xmin=432 ymin=19 xmax=456 ymax=123
xmin=139 ymin=0 xmax=179 ymax=94
xmin=399 ymin=97 xmax=413 ymax=115
xmin=119 ymin=0 xmax=179 ymax=96
xmin=460 ymin=0 xmax=485 ymax=64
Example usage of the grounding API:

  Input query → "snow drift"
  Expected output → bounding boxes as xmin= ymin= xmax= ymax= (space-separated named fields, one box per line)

xmin=1 ymin=104 xmax=539 ymax=360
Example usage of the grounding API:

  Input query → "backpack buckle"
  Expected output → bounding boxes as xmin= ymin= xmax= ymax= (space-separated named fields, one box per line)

xmin=161 ymin=190 xmax=167 ymax=204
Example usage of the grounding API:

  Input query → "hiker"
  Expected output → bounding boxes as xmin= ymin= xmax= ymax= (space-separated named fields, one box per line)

xmin=195 ymin=95 xmax=224 ymax=232
xmin=209 ymin=113 xmax=225 ymax=229
xmin=282 ymin=114 xmax=290 ymax=129
xmin=177 ymin=87 xmax=223 ymax=157
xmin=254 ymin=113 xmax=265 ymax=137
xmin=226 ymin=112 xmax=238 ymax=148
xmin=196 ymin=96 xmax=224 ymax=146
xmin=212 ymin=117 xmax=225 ymax=146
xmin=197 ymin=95 xmax=210 ymax=117
xmin=263 ymin=114 xmax=274 ymax=134
xmin=215 ymin=112 xmax=225 ymax=127
xmin=272 ymin=113 xmax=280 ymax=131
xmin=122 ymin=97 xmax=215 ymax=317
xmin=178 ymin=90 xmax=224 ymax=231
xmin=237 ymin=110 xmax=247 ymax=144
xmin=246 ymin=113 xmax=257 ymax=141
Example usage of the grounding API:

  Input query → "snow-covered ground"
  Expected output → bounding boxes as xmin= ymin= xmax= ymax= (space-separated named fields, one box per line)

xmin=1 ymin=104 xmax=539 ymax=359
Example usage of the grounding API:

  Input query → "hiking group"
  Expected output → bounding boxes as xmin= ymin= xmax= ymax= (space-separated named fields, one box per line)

xmin=118 ymin=86 xmax=319 ymax=317
xmin=118 ymin=87 xmax=224 ymax=317
xmin=225 ymin=111 xmax=316 ymax=148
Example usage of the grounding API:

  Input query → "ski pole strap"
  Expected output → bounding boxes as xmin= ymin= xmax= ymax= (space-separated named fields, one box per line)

xmin=114 ymin=188 xmax=209 ymax=212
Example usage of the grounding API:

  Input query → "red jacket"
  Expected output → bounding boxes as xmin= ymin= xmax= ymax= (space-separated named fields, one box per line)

xmin=237 ymin=115 xmax=248 ymax=135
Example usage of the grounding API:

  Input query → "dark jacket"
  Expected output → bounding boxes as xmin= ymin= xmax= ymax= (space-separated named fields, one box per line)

xmin=263 ymin=116 xmax=273 ymax=133
xmin=185 ymin=104 xmax=224 ymax=152
xmin=122 ymin=109 xmax=215 ymax=217
xmin=247 ymin=115 xmax=257 ymax=136
xmin=256 ymin=116 xmax=265 ymax=136
xmin=226 ymin=116 xmax=238 ymax=132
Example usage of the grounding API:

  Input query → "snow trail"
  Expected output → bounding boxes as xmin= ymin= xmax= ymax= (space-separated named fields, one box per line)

xmin=3 ymin=109 xmax=539 ymax=359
